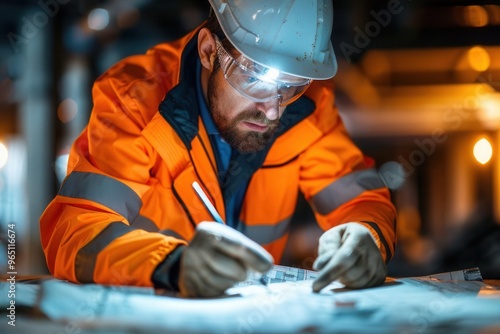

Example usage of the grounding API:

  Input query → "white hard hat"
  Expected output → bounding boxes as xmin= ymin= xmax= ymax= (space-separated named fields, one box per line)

xmin=207 ymin=0 xmax=337 ymax=80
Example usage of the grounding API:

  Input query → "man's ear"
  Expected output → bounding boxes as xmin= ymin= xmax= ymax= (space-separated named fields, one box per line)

xmin=198 ymin=28 xmax=217 ymax=71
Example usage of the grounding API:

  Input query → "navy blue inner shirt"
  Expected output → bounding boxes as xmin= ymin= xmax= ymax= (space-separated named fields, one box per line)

xmin=195 ymin=60 xmax=248 ymax=228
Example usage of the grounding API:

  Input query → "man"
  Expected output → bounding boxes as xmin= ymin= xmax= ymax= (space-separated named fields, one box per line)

xmin=40 ymin=0 xmax=396 ymax=298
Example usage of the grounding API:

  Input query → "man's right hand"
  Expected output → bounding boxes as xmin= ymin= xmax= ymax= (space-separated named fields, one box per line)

xmin=178 ymin=224 xmax=273 ymax=298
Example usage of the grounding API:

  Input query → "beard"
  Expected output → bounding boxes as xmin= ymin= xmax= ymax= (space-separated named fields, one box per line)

xmin=207 ymin=70 xmax=279 ymax=153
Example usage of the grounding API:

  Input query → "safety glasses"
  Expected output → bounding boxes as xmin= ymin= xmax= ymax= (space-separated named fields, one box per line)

xmin=214 ymin=36 xmax=311 ymax=106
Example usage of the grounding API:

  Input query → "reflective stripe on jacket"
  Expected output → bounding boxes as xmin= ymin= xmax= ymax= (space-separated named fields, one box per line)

xmin=40 ymin=25 xmax=396 ymax=287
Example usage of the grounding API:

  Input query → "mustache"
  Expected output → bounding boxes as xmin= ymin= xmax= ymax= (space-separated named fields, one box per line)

xmin=235 ymin=110 xmax=280 ymax=126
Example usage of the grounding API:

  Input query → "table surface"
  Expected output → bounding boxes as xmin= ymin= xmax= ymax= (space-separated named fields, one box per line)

xmin=484 ymin=279 xmax=500 ymax=287
xmin=1 ymin=274 xmax=500 ymax=334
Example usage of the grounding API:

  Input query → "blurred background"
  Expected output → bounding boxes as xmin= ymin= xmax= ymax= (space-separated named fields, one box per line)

xmin=0 ymin=0 xmax=499 ymax=279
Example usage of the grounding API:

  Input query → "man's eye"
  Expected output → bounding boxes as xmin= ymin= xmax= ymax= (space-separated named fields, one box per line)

xmin=245 ymin=76 xmax=259 ymax=84
xmin=239 ymin=75 xmax=260 ymax=89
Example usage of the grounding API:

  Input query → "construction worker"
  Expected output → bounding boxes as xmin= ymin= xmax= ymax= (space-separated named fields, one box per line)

xmin=40 ymin=0 xmax=396 ymax=298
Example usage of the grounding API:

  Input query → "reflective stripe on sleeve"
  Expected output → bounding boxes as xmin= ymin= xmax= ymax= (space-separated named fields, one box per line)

xmin=59 ymin=171 xmax=142 ymax=222
xmin=159 ymin=229 xmax=186 ymax=241
xmin=311 ymin=169 xmax=386 ymax=215
xmin=238 ymin=217 xmax=291 ymax=245
xmin=131 ymin=215 xmax=159 ymax=232
xmin=75 ymin=222 xmax=134 ymax=283
xmin=130 ymin=215 xmax=187 ymax=240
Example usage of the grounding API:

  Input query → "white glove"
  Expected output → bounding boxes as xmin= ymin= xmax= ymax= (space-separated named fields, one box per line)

xmin=312 ymin=222 xmax=387 ymax=292
xmin=179 ymin=223 xmax=273 ymax=298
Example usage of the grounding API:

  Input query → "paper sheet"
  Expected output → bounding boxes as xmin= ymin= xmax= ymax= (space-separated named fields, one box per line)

xmin=31 ymin=266 xmax=500 ymax=333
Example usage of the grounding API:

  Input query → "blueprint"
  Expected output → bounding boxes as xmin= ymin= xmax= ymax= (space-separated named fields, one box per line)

xmin=235 ymin=264 xmax=320 ymax=287
xmin=2 ymin=266 xmax=499 ymax=334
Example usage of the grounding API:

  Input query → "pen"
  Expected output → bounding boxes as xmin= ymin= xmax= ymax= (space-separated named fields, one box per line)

xmin=192 ymin=181 xmax=269 ymax=288
xmin=192 ymin=181 xmax=225 ymax=224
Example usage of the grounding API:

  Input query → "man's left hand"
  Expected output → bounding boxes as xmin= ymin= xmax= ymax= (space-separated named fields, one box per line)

xmin=312 ymin=222 xmax=387 ymax=292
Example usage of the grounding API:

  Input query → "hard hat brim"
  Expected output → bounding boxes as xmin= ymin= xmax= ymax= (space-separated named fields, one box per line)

xmin=208 ymin=0 xmax=338 ymax=80
xmin=233 ymin=42 xmax=338 ymax=80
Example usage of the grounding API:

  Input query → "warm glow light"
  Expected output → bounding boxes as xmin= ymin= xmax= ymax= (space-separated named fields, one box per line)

xmin=473 ymin=138 xmax=493 ymax=164
xmin=485 ymin=5 xmax=500 ymax=25
xmin=478 ymin=95 xmax=500 ymax=129
xmin=467 ymin=46 xmax=490 ymax=72
xmin=462 ymin=6 xmax=489 ymax=27
xmin=0 ymin=142 xmax=8 ymax=169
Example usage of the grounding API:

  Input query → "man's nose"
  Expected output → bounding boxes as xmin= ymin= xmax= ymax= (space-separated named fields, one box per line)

xmin=256 ymin=99 xmax=280 ymax=121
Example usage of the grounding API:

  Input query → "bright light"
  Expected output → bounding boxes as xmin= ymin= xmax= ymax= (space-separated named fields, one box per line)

xmin=467 ymin=46 xmax=490 ymax=72
xmin=478 ymin=95 xmax=500 ymax=129
xmin=262 ymin=67 xmax=280 ymax=82
xmin=0 ymin=142 xmax=8 ymax=169
xmin=88 ymin=8 xmax=110 ymax=31
xmin=473 ymin=138 xmax=493 ymax=164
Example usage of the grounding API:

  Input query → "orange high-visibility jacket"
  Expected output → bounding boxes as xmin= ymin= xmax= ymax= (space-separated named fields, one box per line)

xmin=40 ymin=26 xmax=396 ymax=288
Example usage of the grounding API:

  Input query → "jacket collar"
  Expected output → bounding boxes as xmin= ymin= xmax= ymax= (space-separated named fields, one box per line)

xmin=158 ymin=31 xmax=316 ymax=195
xmin=158 ymin=34 xmax=200 ymax=150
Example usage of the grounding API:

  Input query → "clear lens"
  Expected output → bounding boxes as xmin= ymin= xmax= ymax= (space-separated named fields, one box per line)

xmin=215 ymin=37 xmax=311 ymax=106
